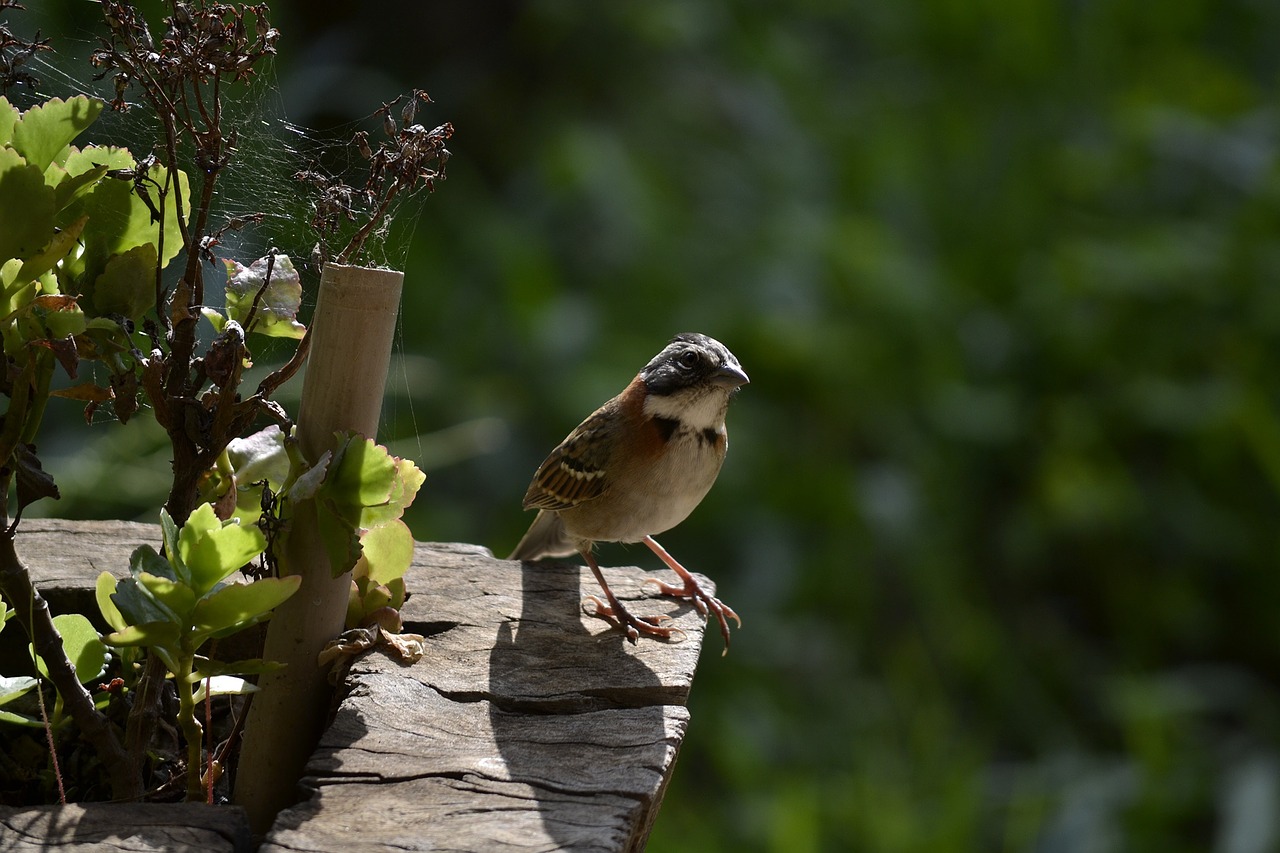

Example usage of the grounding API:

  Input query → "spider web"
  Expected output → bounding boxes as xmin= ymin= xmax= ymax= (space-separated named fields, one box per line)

xmin=16 ymin=14 xmax=426 ymax=289
xmin=7 ymin=6 xmax=436 ymax=514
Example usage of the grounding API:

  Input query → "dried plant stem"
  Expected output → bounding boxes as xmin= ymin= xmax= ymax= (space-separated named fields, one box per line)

xmin=0 ymin=526 xmax=140 ymax=801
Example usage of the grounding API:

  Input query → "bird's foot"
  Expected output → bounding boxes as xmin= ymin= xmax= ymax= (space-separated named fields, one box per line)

xmin=581 ymin=595 xmax=687 ymax=645
xmin=643 ymin=575 xmax=741 ymax=654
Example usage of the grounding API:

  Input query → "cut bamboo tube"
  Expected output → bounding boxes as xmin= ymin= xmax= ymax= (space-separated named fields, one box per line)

xmin=234 ymin=263 xmax=403 ymax=835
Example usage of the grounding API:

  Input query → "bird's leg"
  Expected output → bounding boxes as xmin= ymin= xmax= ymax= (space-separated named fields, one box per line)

xmin=580 ymin=549 xmax=685 ymax=644
xmin=641 ymin=535 xmax=740 ymax=654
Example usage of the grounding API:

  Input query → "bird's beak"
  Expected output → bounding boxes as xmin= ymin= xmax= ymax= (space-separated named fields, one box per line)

xmin=712 ymin=363 xmax=750 ymax=388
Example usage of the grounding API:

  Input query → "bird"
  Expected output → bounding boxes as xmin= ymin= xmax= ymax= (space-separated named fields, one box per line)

xmin=509 ymin=332 xmax=748 ymax=653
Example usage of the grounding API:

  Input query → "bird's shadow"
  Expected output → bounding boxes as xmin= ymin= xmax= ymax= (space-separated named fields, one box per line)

xmin=489 ymin=558 xmax=672 ymax=849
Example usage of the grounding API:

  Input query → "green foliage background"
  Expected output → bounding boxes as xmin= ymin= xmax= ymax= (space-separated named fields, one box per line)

xmin=22 ymin=0 xmax=1280 ymax=849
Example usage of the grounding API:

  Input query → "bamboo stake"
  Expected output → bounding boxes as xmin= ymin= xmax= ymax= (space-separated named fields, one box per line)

xmin=234 ymin=263 xmax=403 ymax=834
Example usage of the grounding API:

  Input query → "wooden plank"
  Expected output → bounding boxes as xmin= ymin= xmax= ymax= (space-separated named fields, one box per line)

xmin=263 ymin=662 xmax=690 ymax=853
xmin=264 ymin=541 xmax=710 ymax=853
xmin=0 ymin=802 xmax=252 ymax=852
xmin=7 ymin=521 xmax=713 ymax=852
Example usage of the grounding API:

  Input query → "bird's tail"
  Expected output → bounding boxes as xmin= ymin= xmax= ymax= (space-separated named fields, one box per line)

xmin=508 ymin=510 xmax=578 ymax=561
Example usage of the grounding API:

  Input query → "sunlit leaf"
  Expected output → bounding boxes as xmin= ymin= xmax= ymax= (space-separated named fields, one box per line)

xmin=16 ymin=214 xmax=87 ymax=282
xmin=138 ymin=571 xmax=197 ymax=622
xmin=33 ymin=613 xmax=108 ymax=686
xmin=226 ymin=425 xmax=290 ymax=488
xmin=0 ymin=675 xmax=37 ymax=707
xmin=51 ymin=163 xmax=108 ymax=211
xmin=177 ymin=503 xmax=267 ymax=597
xmin=223 ymin=254 xmax=306 ymax=339
xmin=10 ymin=96 xmax=104 ymax=173
xmin=191 ymin=674 xmax=265 ymax=703
xmin=191 ymin=575 xmax=301 ymax=642
xmin=66 ymin=158 xmax=188 ymax=285
xmin=358 ymin=456 xmax=425 ymax=529
xmin=322 ymin=434 xmax=399 ymax=513
xmin=101 ymin=620 xmax=180 ymax=651
xmin=356 ymin=518 xmax=415 ymax=586
xmin=95 ymin=571 xmax=126 ymax=633
xmin=0 ymin=96 xmax=18 ymax=146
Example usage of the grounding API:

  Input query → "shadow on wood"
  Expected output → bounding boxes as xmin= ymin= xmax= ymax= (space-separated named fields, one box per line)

xmin=261 ymin=542 xmax=708 ymax=852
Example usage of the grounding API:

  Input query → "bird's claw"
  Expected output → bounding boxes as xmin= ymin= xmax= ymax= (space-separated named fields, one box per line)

xmin=643 ymin=576 xmax=741 ymax=655
xmin=581 ymin=595 xmax=688 ymax=644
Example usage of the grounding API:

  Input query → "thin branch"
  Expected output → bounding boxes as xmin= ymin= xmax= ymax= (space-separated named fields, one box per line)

xmin=0 ymin=528 xmax=140 ymax=801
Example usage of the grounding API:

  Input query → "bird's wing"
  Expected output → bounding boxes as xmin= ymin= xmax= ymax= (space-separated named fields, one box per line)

xmin=521 ymin=407 xmax=616 ymax=511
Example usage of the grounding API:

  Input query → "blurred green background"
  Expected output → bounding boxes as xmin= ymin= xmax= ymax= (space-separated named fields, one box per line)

xmin=18 ymin=0 xmax=1280 ymax=850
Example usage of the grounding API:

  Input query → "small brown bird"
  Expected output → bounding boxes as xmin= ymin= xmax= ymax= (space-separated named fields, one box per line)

xmin=509 ymin=333 xmax=748 ymax=652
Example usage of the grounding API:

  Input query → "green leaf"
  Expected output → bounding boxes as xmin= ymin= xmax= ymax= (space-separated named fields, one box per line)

xmin=359 ymin=456 xmax=426 ymax=529
xmin=191 ymin=674 xmax=269 ymax=703
xmin=43 ymin=305 xmax=86 ymax=341
xmin=33 ymin=614 xmax=108 ymax=686
xmin=0 ymin=674 xmax=37 ymax=707
xmin=93 ymin=242 xmax=158 ymax=320
xmin=64 ymin=158 xmax=188 ymax=285
xmin=318 ymin=435 xmax=425 ymax=530
xmin=111 ymin=576 xmax=179 ymax=628
xmin=285 ymin=448 xmax=331 ymax=502
xmin=193 ymin=657 xmax=286 ymax=680
xmin=223 ymin=254 xmax=306 ymax=339
xmin=316 ymin=499 xmax=363 ymax=577
xmin=348 ymin=579 xmax=392 ymax=628
xmin=323 ymin=435 xmax=398 ymax=515
xmin=0 ymin=96 xmax=18 ymax=146
xmin=0 ymin=146 xmax=57 ymax=261
xmin=0 ymin=710 xmax=42 ymax=727
xmin=177 ymin=503 xmax=267 ymax=597
xmin=95 ymin=571 xmax=126 ymax=633
xmin=158 ymin=509 xmax=187 ymax=586
xmin=191 ymin=575 xmax=301 ymax=642
xmin=201 ymin=307 xmax=226 ymax=334
xmin=122 ymin=162 xmax=189 ymax=269
xmin=60 ymin=145 xmax=135 ymax=180
xmin=10 ymin=96 xmax=104 ymax=173
xmin=130 ymin=544 xmax=177 ymax=582
xmin=356 ymin=519 xmax=415 ymax=586
xmin=226 ymin=425 xmax=290 ymax=488
xmin=101 ymin=621 xmax=181 ymax=651
xmin=51 ymin=162 xmax=109 ymax=211
xmin=138 ymin=571 xmax=197 ymax=623
xmin=15 ymin=214 xmax=87 ymax=284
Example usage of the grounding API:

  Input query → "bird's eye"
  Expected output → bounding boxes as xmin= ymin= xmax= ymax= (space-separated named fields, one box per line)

xmin=676 ymin=351 xmax=700 ymax=371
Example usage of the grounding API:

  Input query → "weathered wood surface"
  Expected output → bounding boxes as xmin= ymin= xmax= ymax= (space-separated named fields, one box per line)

xmin=0 ymin=802 xmax=252 ymax=852
xmin=7 ymin=520 xmax=712 ymax=852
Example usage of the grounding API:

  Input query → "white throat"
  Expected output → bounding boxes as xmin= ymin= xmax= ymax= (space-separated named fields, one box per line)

xmin=642 ymin=386 xmax=730 ymax=431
